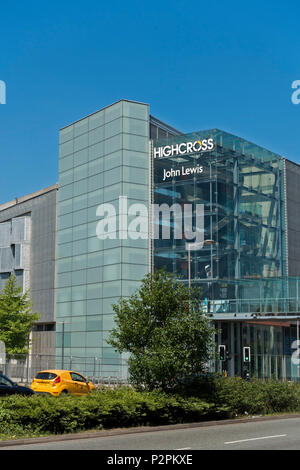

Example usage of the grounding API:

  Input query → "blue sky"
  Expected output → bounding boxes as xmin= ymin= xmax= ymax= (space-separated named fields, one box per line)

xmin=0 ymin=0 xmax=300 ymax=203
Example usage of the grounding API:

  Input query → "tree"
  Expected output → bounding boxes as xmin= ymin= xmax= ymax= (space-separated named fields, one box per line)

xmin=0 ymin=274 xmax=39 ymax=356
xmin=107 ymin=269 xmax=216 ymax=391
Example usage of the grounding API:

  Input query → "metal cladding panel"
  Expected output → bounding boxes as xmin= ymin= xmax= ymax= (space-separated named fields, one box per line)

xmin=12 ymin=217 xmax=27 ymax=243
xmin=0 ymin=222 xmax=11 ymax=247
xmin=0 ymin=246 xmax=13 ymax=272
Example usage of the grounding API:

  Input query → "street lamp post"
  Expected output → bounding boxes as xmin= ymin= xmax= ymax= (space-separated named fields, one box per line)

xmin=62 ymin=321 xmax=65 ymax=370
xmin=57 ymin=321 xmax=70 ymax=370
xmin=297 ymin=317 xmax=299 ymax=381
xmin=188 ymin=244 xmax=191 ymax=295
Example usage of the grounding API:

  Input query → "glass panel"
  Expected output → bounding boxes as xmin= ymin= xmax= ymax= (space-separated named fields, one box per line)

xmin=87 ymin=299 xmax=101 ymax=315
xmin=60 ymin=125 xmax=74 ymax=144
xmin=60 ymin=140 xmax=73 ymax=158
xmin=103 ymin=183 xmax=122 ymax=202
xmin=122 ymin=264 xmax=148 ymax=280
xmin=88 ymin=158 xmax=104 ymax=176
xmin=102 ymin=297 xmax=119 ymax=314
xmin=123 ymin=150 xmax=149 ymax=169
xmin=102 ymin=281 xmax=121 ymax=298
xmin=105 ymin=101 xmax=122 ymax=123
xmin=58 ymin=199 xmax=73 ymax=216
xmin=58 ymin=213 xmax=73 ymax=230
xmin=103 ymin=315 xmax=116 ymax=331
xmin=123 ymin=118 xmax=148 ymax=136
xmin=88 ymin=173 xmax=104 ymax=192
xmin=57 ymin=258 xmax=72 ymax=273
xmin=87 ymin=251 xmax=103 ymax=268
xmin=105 ymin=118 xmax=122 ymax=139
xmin=74 ymin=148 xmax=89 ymax=167
xmin=86 ymin=332 xmax=102 ymax=346
xmin=89 ymin=111 xmax=105 ymax=130
xmin=73 ymin=209 xmax=87 ymax=227
xmin=72 ymin=300 xmax=86 ymax=315
xmin=86 ymin=267 xmax=102 ymax=284
xmin=60 ymin=169 xmax=73 ymax=187
xmin=74 ymin=119 xmax=88 ymax=137
xmin=73 ymin=194 xmax=88 ymax=212
xmin=71 ymin=269 xmax=87 ymax=286
xmin=104 ymin=151 xmax=122 ymax=171
xmin=88 ymin=189 xmax=103 ymax=207
xmin=122 ymin=247 xmax=148 ymax=264
xmin=104 ymin=134 xmax=122 ymax=155
xmin=103 ymin=264 xmax=120 ymax=281
xmin=74 ymin=133 xmax=89 ymax=152
xmin=123 ymin=166 xmax=148 ymax=184
xmin=89 ymin=126 xmax=105 ymax=146
xmin=86 ymin=317 xmax=102 ymax=332
xmin=89 ymin=141 xmax=104 ymax=161
xmin=73 ymin=179 xmax=88 ymax=197
xmin=59 ymin=155 xmax=73 ymax=173
xmin=123 ymin=134 xmax=148 ymax=153
xmin=103 ymin=247 xmax=121 ymax=265
xmin=74 ymin=164 xmax=88 ymax=182
xmin=86 ymin=283 xmax=102 ymax=299
xmin=123 ymin=101 xmax=148 ymax=120
xmin=72 ymin=254 xmax=87 ymax=270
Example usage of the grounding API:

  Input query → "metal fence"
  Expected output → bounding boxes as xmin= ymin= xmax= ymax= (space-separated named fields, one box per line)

xmin=0 ymin=354 xmax=129 ymax=386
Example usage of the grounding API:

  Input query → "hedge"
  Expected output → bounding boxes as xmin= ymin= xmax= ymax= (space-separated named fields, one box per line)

xmin=1 ymin=378 xmax=300 ymax=439
xmin=174 ymin=375 xmax=300 ymax=416
xmin=0 ymin=387 xmax=222 ymax=438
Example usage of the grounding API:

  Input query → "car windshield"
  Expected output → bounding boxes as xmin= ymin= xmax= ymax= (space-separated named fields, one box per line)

xmin=0 ymin=375 xmax=13 ymax=387
xmin=35 ymin=372 xmax=57 ymax=380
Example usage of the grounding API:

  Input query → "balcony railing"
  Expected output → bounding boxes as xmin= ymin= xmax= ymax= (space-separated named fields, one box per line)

xmin=201 ymin=297 xmax=300 ymax=316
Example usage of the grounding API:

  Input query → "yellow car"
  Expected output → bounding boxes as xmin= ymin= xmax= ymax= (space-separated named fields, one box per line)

xmin=31 ymin=370 xmax=96 ymax=396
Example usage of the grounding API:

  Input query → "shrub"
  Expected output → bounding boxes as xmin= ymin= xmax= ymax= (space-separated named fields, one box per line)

xmin=174 ymin=376 xmax=300 ymax=416
xmin=0 ymin=388 xmax=216 ymax=438
xmin=1 ymin=379 xmax=300 ymax=439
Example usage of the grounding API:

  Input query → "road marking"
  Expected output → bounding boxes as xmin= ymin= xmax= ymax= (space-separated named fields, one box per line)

xmin=224 ymin=434 xmax=287 ymax=445
xmin=174 ymin=447 xmax=192 ymax=450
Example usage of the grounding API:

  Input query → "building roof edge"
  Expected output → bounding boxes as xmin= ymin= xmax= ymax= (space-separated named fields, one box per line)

xmin=0 ymin=184 xmax=58 ymax=212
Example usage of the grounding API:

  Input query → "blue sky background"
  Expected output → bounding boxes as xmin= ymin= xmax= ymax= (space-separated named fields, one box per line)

xmin=0 ymin=0 xmax=299 ymax=203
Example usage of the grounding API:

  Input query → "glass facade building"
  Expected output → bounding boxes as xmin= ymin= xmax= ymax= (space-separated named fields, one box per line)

xmin=55 ymin=99 xmax=300 ymax=380
xmin=153 ymin=128 xmax=300 ymax=380
xmin=153 ymin=129 xmax=286 ymax=310
xmin=4 ymin=99 xmax=300 ymax=380
xmin=57 ymin=100 xmax=152 ymax=377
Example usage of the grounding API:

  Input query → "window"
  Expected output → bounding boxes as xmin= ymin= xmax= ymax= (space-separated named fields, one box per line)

xmin=33 ymin=323 xmax=55 ymax=332
xmin=35 ymin=372 xmax=57 ymax=381
xmin=70 ymin=372 xmax=86 ymax=383
xmin=0 ymin=375 xmax=13 ymax=387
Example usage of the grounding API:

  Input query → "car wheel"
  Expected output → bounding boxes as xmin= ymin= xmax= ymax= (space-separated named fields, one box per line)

xmin=60 ymin=390 xmax=68 ymax=395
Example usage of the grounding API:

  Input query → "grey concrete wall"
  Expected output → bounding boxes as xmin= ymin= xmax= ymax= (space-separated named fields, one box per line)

xmin=0 ymin=186 xmax=57 ymax=323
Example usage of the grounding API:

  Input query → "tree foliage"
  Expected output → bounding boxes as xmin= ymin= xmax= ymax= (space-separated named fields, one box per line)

xmin=108 ymin=269 xmax=216 ymax=391
xmin=0 ymin=274 xmax=39 ymax=356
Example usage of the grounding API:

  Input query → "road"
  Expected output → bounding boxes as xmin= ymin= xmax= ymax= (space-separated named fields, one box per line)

xmin=1 ymin=416 xmax=300 ymax=450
